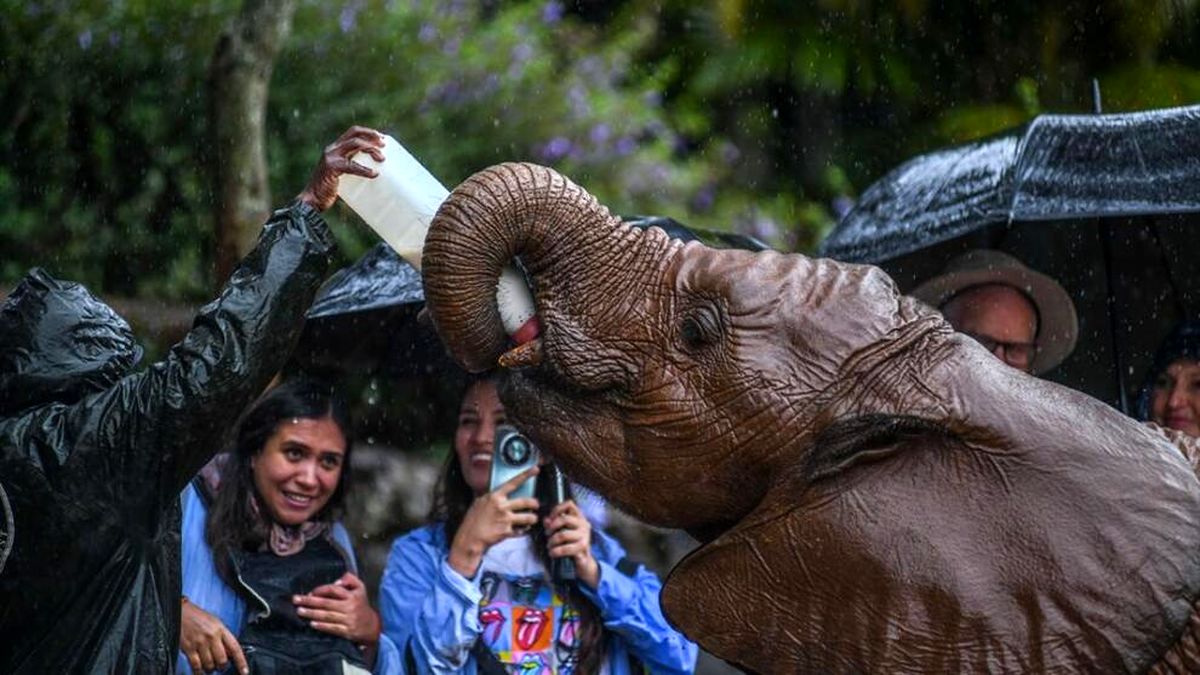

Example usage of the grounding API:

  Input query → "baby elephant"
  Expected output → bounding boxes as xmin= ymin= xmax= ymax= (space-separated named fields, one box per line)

xmin=421 ymin=162 xmax=1200 ymax=673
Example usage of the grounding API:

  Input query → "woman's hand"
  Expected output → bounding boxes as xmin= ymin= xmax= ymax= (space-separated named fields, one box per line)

xmin=449 ymin=467 xmax=541 ymax=578
xmin=295 ymin=126 xmax=386 ymax=211
xmin=545 ymin=500 xmax=600 ymax=589
xmin=180 ymin=598 xmax=248 ymax=675
xmin=293 ymin=572 xmax=381 ymax=647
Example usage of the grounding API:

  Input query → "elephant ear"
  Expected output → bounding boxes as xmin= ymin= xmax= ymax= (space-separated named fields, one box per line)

xmin=661 ymin=417 xmax=1200 ymax=674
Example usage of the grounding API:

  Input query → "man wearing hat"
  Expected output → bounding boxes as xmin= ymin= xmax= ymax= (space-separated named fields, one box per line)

xmin=911 ymin=249 xmax=1079 ymax=375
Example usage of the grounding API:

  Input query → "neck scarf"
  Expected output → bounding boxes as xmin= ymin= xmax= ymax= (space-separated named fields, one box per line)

xmin=249 ymin=493 xmax=330 ymax=557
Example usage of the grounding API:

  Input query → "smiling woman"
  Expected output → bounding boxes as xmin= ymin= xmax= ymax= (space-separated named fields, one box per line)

xmin=177 ymin=378 xmax=402 ymax=675
xmin=378 ymin=372 xmax=697 ymax=675
xmin=250 ymin=416 xmax=348 ymax=527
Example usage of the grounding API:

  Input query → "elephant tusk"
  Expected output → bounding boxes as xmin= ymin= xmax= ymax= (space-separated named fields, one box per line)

xmin=498 ymin=337 xmax=544 ymax=369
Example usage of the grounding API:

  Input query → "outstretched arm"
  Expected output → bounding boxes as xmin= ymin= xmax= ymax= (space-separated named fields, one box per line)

xmin=24 ymin=128 xmax=386 ymax=507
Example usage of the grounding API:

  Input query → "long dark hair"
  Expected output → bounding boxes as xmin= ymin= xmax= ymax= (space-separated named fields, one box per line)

xmin=206 ymin=377 xmax=352 ymax=584
xmin=429 ymin=372 xmax=607 ymax=672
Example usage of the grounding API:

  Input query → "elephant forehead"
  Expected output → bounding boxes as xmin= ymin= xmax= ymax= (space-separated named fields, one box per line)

xmin=672 ymin=249 xmax=920 ymax=381
xmin=672 ymin=246 xmax=805 ymax=306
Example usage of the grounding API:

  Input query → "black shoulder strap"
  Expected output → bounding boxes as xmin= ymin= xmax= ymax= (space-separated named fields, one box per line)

xmin=404 ymin=639 xmax=417 ymax=674
xmin=470 ymin=638 xmax=510 ymax=675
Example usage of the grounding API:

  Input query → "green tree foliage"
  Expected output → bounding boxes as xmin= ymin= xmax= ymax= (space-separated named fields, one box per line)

xmin=1 ymin=0 xmax=1198 ymax=296
xmin=0 ymin=1 xmax=239 ymax=298
xmin=621 ymin=0 xmax=1199 ymax=248
xmin=0 ymin=0 xmax=726 ymax=298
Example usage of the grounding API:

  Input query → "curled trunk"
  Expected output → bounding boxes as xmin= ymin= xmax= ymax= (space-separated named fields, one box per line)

xmin=422 ymin=162 xmax=623 ymax=372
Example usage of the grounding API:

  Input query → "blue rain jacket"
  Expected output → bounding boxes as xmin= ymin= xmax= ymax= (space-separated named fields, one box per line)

xmin=176 ymin=483 xmax=402 ymax=674
xmin=379 ymin=523 xmax=697 ymax=674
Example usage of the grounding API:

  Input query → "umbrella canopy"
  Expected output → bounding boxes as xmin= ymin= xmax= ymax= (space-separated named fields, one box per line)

xmin=818 ymin=104 xmax=1200 ymax=410
xmin=822 ymin=104 xmax=1200 ymax=263
xmin=294 ymin=242 xmax=445 ymax=380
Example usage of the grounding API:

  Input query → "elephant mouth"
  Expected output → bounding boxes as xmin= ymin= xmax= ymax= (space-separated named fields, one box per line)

xmin=498 ymin=334 xmax=544 ymax=369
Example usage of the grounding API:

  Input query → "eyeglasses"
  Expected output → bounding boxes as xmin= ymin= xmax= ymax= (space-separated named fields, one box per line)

xmin=962 ymin=330 xmax=1037 ymax=371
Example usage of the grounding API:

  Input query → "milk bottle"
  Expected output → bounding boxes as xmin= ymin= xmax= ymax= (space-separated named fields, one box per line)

xmin=338 ymin=134 xmax=539 ymax=342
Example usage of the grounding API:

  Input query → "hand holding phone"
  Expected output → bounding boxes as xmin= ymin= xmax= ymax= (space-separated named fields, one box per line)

xmin=449 ymin=466 xmax=541 ymax=578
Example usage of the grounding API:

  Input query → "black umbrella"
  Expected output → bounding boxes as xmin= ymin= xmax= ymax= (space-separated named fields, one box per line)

xmin=293 ymin=242 xmax=447 ymax=380
xmin=819 ymin=104 xmax=1200 ymax=411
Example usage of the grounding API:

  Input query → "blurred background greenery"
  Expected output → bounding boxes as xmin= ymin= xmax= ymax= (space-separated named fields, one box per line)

xmin=4 ymin=0 xmax=1199 ymax=461
xmin=5 ymin=0 xmax=1198 ymax=300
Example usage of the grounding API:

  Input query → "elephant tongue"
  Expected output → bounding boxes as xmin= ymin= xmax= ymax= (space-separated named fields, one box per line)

xmin=509 ymin=316 xmax=541 ymax=345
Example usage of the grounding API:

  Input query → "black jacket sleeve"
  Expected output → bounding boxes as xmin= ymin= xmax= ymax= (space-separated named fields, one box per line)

xmin=56 ymin=201 xmax=335 ymax=511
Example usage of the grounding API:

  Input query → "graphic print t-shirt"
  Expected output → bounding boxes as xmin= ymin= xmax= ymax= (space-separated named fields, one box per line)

xmin=476 ymin=535 xmax=604 ymax=675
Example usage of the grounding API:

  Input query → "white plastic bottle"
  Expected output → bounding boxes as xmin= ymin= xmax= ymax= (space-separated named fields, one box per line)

xmin=338 ymin=134 xmax=539 ymax=342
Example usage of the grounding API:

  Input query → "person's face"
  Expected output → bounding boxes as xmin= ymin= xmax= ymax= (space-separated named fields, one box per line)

xmin=252 ymin=415 xmax=347 ymax=526
xmin=940 ymin=284 xmax=1039 ymax=373
xmin=455 ymin=380 xmax=506 ymax=496
xmin=1151 ymin=359 xmax=1200 ymax=437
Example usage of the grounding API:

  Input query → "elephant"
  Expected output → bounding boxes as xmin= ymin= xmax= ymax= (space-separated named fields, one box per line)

xmin=421 ymin=162 xmax=1200 ymax=673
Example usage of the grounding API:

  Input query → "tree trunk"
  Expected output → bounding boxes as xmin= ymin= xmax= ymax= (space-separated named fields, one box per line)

xmin=209 ymin=0 xmax=296 ymax=285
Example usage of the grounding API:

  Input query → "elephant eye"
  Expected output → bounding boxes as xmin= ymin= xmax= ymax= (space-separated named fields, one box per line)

xmin=680 ymin=304 xmax=721 ymax=351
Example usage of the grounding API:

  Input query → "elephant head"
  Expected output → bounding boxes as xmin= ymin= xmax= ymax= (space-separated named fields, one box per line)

xmin=422 ymin=163 xmax=1200 ymax=672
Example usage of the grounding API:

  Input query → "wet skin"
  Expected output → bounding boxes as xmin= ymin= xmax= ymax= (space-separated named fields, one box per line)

xmin=422 ymin=162 xmax=1200 ymax=673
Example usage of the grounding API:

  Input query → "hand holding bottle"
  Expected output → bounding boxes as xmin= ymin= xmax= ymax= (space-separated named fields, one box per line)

xmin=297 ymin=127 xmax=386 ymax=212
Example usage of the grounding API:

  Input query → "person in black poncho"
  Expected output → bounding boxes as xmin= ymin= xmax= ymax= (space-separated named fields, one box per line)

xmin=0 ymin=126 xmax=384 ymax=674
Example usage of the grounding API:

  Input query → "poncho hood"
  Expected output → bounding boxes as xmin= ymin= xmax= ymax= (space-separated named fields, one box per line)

xmin=0 ymin=268 xmax=142 ymax=415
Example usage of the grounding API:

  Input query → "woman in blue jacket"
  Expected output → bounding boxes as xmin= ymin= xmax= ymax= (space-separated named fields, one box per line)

xmin=379 ymin=373 xmax=697 ymax=674
xmin=177 ymin=378 xmax=400 ymax=674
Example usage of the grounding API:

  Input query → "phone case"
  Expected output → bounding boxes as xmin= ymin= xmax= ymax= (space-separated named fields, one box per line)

xmin=489 ymin=424 xmax=539 ymax=498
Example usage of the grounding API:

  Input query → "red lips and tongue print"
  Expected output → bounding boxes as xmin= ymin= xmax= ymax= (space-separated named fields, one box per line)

xmin=475 ymin=570 xmax=578 ymax=672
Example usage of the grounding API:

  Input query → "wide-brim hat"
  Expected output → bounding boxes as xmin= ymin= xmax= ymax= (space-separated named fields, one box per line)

xmin=911 ymin=249 xmax=1079 ymax=375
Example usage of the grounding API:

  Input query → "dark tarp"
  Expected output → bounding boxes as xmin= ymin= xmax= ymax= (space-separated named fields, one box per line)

xmin=818 ymin=104 xmax=1200 ymax=409
xmin=0 ymin=203 xmax=334 ymax=674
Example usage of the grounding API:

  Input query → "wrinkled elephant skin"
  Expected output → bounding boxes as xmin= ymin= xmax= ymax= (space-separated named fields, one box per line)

xmin=422 ymin=163 xmax=1200 ymax=673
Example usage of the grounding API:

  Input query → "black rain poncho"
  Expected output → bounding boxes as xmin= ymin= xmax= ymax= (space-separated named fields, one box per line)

xmin=0 ymin=202 xmax=334 ymax=673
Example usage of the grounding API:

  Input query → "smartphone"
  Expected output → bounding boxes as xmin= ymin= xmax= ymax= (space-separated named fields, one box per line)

xmin=489 ymin=424 xmax=539 ymax=498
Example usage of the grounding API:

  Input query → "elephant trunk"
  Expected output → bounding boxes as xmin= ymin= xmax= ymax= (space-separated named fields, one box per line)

xmin=422 ymin=162 xmax=623 ymax=372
